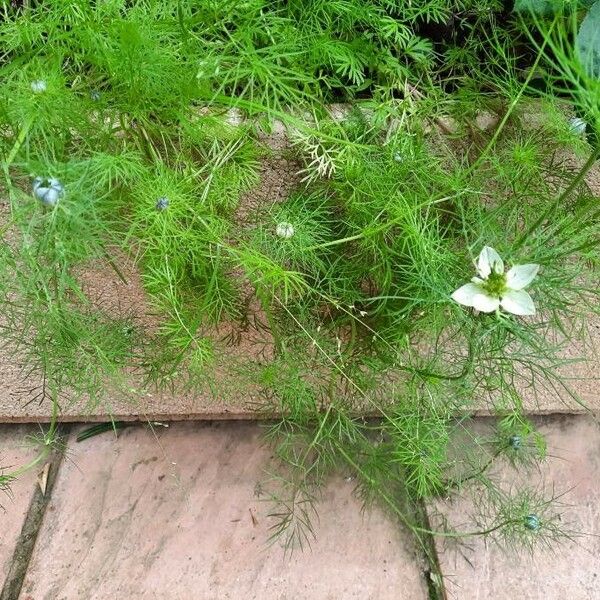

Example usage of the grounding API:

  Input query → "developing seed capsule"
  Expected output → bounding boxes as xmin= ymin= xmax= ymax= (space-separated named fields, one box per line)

xmin=509 ymin=435 xmax=522 ymax=450
xmin=524 ymin=514 xmax=540 ymax=531
xmin=33 ymin=177 xmax=64 ymax=207
xmin=276 ymin=222 xmax=295 ymax=239
xmin=31 ymin=80 xmax=47 ymax=93
xmin=155 ymin=196 xmax=169 ymax=211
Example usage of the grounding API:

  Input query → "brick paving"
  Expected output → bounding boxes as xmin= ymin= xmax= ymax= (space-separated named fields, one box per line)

xmin=1 ymin=312 xmax=598 ymax=422
xmin=429 ymin=415 xmax=600 ymax=600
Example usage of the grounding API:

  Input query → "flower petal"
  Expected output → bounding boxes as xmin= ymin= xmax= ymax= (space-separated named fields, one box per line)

xmin=477 ymin=246 xmax=504 ymax=278
xmin=36 ymin=187 xmax=61 ymax=206
xmin=472 ymin=292 xmax=500 ymax=313
xmin=500 ymin=289 xmax=536 ymax=316
xmin=506 ymin=264 xmax=539 ymax=290
xmin=451 ymin=283 xmax=482 ymax=307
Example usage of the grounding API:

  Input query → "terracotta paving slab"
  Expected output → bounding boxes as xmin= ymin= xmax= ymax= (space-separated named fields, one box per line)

xmin=0 ymin=425 xmax=41 ymax=588
xmin=430 ymin=415 xmax=600 ymax=600
xmin=20 ymin=422 xmax=428 ymax=600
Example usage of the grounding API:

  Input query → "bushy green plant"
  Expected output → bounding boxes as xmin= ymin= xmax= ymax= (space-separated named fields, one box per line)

xmin=1 ymin=1 xmax=599 ymax=583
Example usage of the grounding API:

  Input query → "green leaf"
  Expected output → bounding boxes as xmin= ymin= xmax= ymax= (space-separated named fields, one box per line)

xmin=514 ymin=0 xmax=564 ymax=14
xmin=576 ymin=0 xmax=600 ymax=78
xmin=514 ymin=0 xmax=593 ymax=14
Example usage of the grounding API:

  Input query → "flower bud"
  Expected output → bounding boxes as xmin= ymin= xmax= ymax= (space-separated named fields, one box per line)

xmin=276 ymin=222 xmax=295 ymax=239
xmin=509 ymin=435 xmax=522 ymax=450
xmin=31 ymin=80 xmax=47 ymax=93
xmin=33 ymin=177 xmax=64 ymax=207
xmin=524 ymin=514 xmax=540 ymax=531
xmin=155 ymin=196 xmax=169 ymax=211
xmin=569 ymin=117 xmax=587 ymax=135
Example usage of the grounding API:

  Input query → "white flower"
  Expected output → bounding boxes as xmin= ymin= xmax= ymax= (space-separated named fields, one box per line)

xmin=275 ymin=222 xmax=295 ymax=239
xmin=31 ymin=80 xmax=47 ymax=93
xmin=569 ymin=116 xmax=587 ymax=135
xmin=451 ymin=246 xmax=539 ymax=316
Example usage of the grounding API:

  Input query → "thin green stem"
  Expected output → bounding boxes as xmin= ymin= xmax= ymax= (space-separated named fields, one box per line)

xmin=513 ymin=150 xmax=600 ymax=251
xmin=306 ymin=197 xmax=453 ymax=252
xmin=2 ymin=118 xmax=34 ymax=192
xmin=444 ymin=448 xmax=503 ymax=490
xmin=335 ymin=442 xmax=515 ymax=539
xmin=8 ymin=393 xmax=60 ymax=479
xmin=466 ymin=17 xmax=557 ymax=176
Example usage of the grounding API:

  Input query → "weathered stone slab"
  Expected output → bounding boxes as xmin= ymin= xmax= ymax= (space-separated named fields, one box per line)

xmin=0 ymin=426 xmax=40 ymax=588
xmin=20 ymin=422 xmax=428 ymax=599
xmin=0 ymin=143 xmax=597 ymax=423
xmin=0 ymin=314 xmax=597 ymax=422
xmin=430 ymin=415 xmax=600 ymax=600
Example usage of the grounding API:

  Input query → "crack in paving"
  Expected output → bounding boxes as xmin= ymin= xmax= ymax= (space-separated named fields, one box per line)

xmin=415 ymin=499 xmax=448 ymax=600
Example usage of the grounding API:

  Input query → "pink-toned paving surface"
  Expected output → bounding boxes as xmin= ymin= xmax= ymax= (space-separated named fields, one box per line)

xmin=1 ymin=312 xmax=598 ymax=423
xmin=17 ymin=422 xmax=428 ymax=600
xmin=0 ymin=426 xmax=39 ymax=589
xmin=1 ymin=417 xmax=599 ymax=599
xmin=430 ymin=415 xmax=600 ymax=600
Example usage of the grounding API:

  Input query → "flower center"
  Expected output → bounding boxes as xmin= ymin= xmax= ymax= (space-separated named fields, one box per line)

xmin=482 ymin=271 xmax=507 ymax=298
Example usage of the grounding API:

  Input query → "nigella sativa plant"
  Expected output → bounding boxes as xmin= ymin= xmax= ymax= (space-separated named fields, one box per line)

xmin=32 ymin=177 xmax=64 ymax=207
xmin=276 ymin=222 xmax=295 ymax=239
xmin=452 ymin=246 xmax=539 ymax=316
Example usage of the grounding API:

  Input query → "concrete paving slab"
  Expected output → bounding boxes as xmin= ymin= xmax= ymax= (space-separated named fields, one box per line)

xmin=20 ymin=422 xmax=428 ymax=600
xmin=430 ymin=415 xmax=600 ymax=600
xmin=0 ymin=426 xmax=42 ymax=588
xmin=0 ymin=216 xmax=598 ymax=423
xmin=0 ymin=315 xmax=597 ymax=423
xmin=0 ymin=113 xmax=598 ymax=424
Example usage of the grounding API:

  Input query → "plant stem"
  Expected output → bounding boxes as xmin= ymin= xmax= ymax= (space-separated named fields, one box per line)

xmin=335 ymin=440 xmax=515 ymax=539
xmin=2 ymin=118 xmax=33 ymax=190
xmin=306 ymin=198 xmax=453 ymax=252
xmin=513 ymin=149 xmax=600 ymax=250
xmin=466 ymin=17 xmax=557 ymax=176
xmin=444 ymin=449 xmax=502 ymax=490
xmin=260 ymin=292 xmax=283 ymax=354
xmin=9 ymin=393 xmax=60 ymax=479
